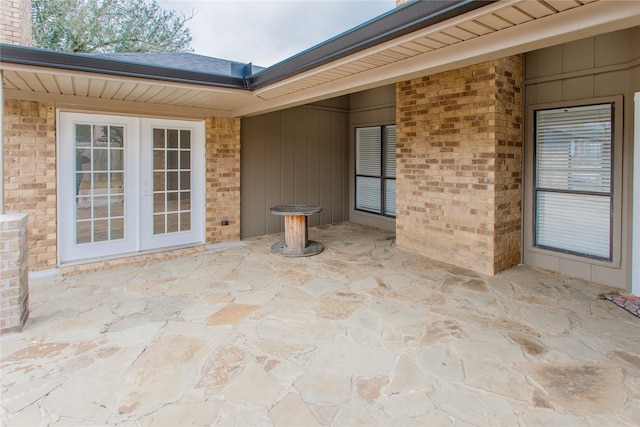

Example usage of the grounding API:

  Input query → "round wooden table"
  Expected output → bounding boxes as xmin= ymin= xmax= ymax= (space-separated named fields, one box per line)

xmin=269 ymin=204 xmax=324 ymax=256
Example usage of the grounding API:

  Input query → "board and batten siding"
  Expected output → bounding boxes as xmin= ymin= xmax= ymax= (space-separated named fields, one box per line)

xmin=524 ymin=26 xmax=640 ymax=290
xmin=240 ymin=98 xmax=350 ymax=239
xmin=349 ymin=85 xmax=397 ymax=232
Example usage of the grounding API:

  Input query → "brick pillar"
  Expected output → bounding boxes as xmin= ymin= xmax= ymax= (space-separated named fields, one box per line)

xmin=205 ymin=117 xmax=241 ymax=242
xmin=0 ymin=0 xmax=32 ymax=46
xmin=3 ymin=100 xmax=57 ymax=272
xmin=1 ymin=213 xmax=28 ymax=334
xmin=396 ymin=56 xmax=523 ymax=275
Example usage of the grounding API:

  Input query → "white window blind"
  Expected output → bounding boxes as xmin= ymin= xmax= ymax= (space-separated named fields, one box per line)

xmin=535 ymin=104 xmax=613 ymax=260
xmin=384 ymin=126 xmax=396 ymax=178
xmin=536 ymin=192 xmax=610 ymax=258
xmin=356 ymin=127 xmax=381 ymax=176
xmin=355 ymin=125 xmax=396 ymax=217
xmin=356 ymin=176 xmax=381 ymax=213
xmin=384 ymin=179 xmax=396 ymax=217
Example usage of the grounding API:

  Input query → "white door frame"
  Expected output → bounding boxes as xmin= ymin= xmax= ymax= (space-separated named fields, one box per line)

xmin=58 ymin=112 xmax=140 ymax=263
xmin=140 ymin=118 xmax=205 ymax=250
xmin=58 ymin=111 xmax=205 ymax=264
xmin=633 ymin=91 xmax=640 ymax=296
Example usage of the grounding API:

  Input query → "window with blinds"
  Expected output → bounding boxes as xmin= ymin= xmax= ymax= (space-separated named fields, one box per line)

xmin=534 ymin=104 xmax=613 ymax=260
xmin=355 ymin=125 xmax=396 ymax=217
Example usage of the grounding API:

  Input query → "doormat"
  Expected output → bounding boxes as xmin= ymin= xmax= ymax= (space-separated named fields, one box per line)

xmin=601 ymin=294 xmax=640 ymax=318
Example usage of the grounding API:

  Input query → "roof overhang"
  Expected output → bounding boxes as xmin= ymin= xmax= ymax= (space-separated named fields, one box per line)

xmin=1 ymin=0 xmax=639 ymax=118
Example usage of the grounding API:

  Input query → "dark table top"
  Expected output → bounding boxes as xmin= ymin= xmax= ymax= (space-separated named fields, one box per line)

xmin=269 ymin=204 xmax=322 ymax=216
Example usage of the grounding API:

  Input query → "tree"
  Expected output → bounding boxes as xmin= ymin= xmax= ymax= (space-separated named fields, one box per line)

xmin=32 ymin=0 xmax=193 ymax=53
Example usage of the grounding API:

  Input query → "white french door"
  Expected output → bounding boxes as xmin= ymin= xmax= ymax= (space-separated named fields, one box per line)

xmin=58 ymin=112 xmax=204 ymax=263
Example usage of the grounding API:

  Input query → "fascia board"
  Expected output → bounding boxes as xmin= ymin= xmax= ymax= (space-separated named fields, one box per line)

xmin=0 ymin=62 xmax=250 ymax=97
xmin=234 ymin=0 xmax=640 ymax=117
xmin=253 ymin=0 xmax=519 ymax=97
xmin=248 ymin=0 xmax=495 ymax=89
xmin=0 ymin=44 xmax=247 ymax=89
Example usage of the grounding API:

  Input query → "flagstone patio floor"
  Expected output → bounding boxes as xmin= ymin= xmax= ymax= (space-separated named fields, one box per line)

xmin=1 ymin=222 xmax=639 ymax=426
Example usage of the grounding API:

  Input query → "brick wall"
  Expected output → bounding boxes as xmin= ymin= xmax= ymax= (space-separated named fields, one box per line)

xmin=395 ymin=56 xmax=523 ymax=275
xmin=0 ymin=213 xmax=29 ymax=334
xmin=205 ymin=117 xmax=241 ymax=243
xmin=3 ymin=100 xmax=57 ymax=271
xmin=0 ymin=0 xmax=32 ymax=46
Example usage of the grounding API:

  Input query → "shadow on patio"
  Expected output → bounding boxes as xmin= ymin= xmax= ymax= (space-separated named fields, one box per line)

xmin=1 ymin=222 xmax=639 ymax=426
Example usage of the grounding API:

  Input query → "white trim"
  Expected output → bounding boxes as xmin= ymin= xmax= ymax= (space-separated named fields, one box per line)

xmin=139 ymin=118 xmax=205 ymax=250
xmin=58 ymin=112 xmax=139 ymax=262
xmin=57 ymin=112 xmax=205 ymax=264
xmin=0 ymin=70 xmax=4 ymax=214
xmin=29 ymin=268 xmax=63 ymax=282
xmin=633 ymin=91 xmax=640 ymax=296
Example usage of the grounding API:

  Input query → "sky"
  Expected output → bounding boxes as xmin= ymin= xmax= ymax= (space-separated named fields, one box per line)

xmin=158 ymin=0 xmax=396 ymax=67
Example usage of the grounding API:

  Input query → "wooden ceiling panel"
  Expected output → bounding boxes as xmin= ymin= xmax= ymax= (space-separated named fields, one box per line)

xmin=3 ymin=71 xmax=31 ymax=91
xmin=54 ymin=74 xmax=74 ymax=94
xmin=133 ymin=85 xmax=165 ymax=103
xmin=543 ymin=0 xmax=580 ymax=12
xmin=397 ymin=41 xmax=433 ymax=53
xmin=169 ymin=88 xmax=202 ymax=105
xmin=87 ymin=79 xmax=106 ymax=97
xmin=473 ymin=14 xmax=513 ymax=31
xmin=100 ymin=81 xmax=124 ymax=99
xmin=387 ymin=45 xmax=422 ymax=57
xmin=72 ymin=77 xmax=90 ymax=97
xmin=428 ymin=31 xmax=462 ymax=45
xmin=147 ymin=87 xmax=180 ymax=104
xmin=413 ymin=36 xmax=447 ymax=50
xmin=515 ymin=1 xmax=555 ymax=18
xmin=111 ymin=82 xmax=138 ymax=100
xmin=14 ymin=71 xmax=48 ymax=92
xmin=358 ymin=55 xmax=395 ymax=67
xmin=349 ymin=59 xmax=379 ymax=71
xmin=440 ymin=26 xmax=479 ymax=41
xmin=456 ymin=20 xmax=495 ymax=36
xmin=121 ymin=83 xmax=152 ymax=101
xmin=495 ymin=6 xmax=536 ymax=24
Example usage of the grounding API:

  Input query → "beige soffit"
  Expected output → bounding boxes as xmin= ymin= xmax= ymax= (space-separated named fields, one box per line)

xmin=2 ymin=0 xmax=639 ymax=118
xmin=238 ymin=0 xmax=640 ymax=116
xmin=0 ymin=62 xmax=254 ymax=118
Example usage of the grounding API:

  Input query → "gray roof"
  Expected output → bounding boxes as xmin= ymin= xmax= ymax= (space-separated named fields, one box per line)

xmin=85 ymin=52 xmax=264 ymax=77
xmin=0 ymin=1 xmax=491 ymax=90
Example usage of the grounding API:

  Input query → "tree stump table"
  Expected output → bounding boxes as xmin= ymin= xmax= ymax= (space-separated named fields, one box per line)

xmin=269 ymin=204 xmax=324 ymax=256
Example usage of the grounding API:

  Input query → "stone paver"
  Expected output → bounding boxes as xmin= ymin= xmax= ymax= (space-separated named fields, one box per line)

xmin=1 ymin=222 xmax=639 ymax=426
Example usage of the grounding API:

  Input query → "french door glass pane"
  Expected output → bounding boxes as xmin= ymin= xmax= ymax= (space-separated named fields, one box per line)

xmin=152 ymin=128 xmax=192 ymax=235
xmin=536 ymin=191 xmax=610 ymax=259
xmin=75 ymin=124 xmax=125 ymax=244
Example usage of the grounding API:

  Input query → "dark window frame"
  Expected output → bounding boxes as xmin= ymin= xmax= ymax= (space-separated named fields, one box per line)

xmin=533 ymin=102 xmax=615 ymax=262
xmin=354 ymin=125 xmax=396 ymax=218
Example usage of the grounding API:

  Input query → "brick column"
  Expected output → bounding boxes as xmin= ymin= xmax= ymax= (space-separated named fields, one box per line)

xmin=1 ymin=213 xmax=28 ymax=334
xmin=0 ymin=0 xmax=32 ymax=46
xmin=3 ymin=100 xmax=57 ymax=272
xmin=205 ymin=117 xmax=241 ymax=242
xmin=396 ymin=56 xmax=523 ymax=275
